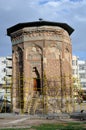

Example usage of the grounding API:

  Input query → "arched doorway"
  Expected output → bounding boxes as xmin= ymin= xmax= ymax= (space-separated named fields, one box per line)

xmin=33 ymin=67 xmax=41 ymax=93
xmin=16 ymin=46 xmax=24 ymax=110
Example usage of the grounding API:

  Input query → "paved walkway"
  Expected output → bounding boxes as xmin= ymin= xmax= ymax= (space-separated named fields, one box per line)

xmin=3 ymin=117 xmax=29 ymax=124
xmin=0 ymin=114 xmax=85 ymax=128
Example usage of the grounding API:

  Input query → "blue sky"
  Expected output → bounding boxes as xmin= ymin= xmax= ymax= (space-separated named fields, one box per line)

xmin=0 ymin=0 xmax=86 ymax=60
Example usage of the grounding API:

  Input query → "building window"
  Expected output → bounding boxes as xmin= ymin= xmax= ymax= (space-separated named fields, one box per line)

xmin=2 ymin=60 xmax=6 ymax=64
xmin=72 ymin=60 xmax=77 ymax=66
xmin=72 ymin=69 xmax=75 ymax=75
xmin=79 ymin=65 xmax=86 ymax=70
xmin=3 ymin=68 xmax=6 ymax=72
xmin=72 ymin=69 xmax=78 ymax=75
xmin=79 ymin=74 xmax=86 ymax=78
xmin=81 ymin=82 xmax=86 ymax=88
xmin=1 ymin=77 xmax=5 ymax=81
xmin=72 ymin=60 xmax=75 ymax=66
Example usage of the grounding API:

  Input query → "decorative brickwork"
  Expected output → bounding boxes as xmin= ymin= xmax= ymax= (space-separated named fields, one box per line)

xmin=7 ymin=21 xmax=74 ymax=114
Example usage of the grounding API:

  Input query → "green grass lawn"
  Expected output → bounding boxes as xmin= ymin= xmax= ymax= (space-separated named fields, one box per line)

xmin=0 ymin=122 xmax=86 ymax=130
xmin=32 ymin=122 xmax=86 ymax=130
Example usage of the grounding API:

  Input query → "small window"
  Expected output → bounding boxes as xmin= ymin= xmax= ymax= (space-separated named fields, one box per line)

xmin=72 ymin=60 xmax=75 ymax=66
xmin=3 ymin=68 xmax=6 ymax=72
xmin=72 ymin=69 xmax=75 ymax=74
xmin=2 ymin=60 xmax=6 ymax=64
xmin=79 ymin=74 xmax=86 ymax=78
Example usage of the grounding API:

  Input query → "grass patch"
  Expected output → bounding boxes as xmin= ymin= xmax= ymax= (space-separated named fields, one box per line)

xmin=0 ymin=122 xmax=86 ymax=130
xmin=32 ymin=122 xmax=86 ymax=130
xmin=0 ymin=128 xmax=30 ymax=130
xmin=0 ymin=128 xmax=26 ymax=130
xmin=0 ymin=129 xmax=29 ymax=130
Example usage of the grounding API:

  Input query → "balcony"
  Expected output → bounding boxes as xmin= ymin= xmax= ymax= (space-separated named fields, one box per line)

xmin=6 ymin=61 xmax=12 ymax=68
xmin=6 ymin=69 xmax=12 ymax=76
xmin=3 ymin=76 xmax=12 ymax=85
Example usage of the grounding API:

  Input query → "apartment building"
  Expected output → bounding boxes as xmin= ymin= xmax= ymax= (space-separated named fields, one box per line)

xmin=78 ymin=60 xmax=86 ymax=89
xmin=0 ymin=56 xmax=12 ymax=101
xmin=78 ymin=60 xmax=86 ymax=101
xmin=0 ymin=57 xmax=6 ymax=86
xmin=0 ymin=57 xmax=6 ymax=100
xmin=72 ymin=56 xmax=86 ymax=101
xmin=72 ymin=56 xmax=80 ymax=102
xmin=72 ymin=56 xmax=79 ymax=78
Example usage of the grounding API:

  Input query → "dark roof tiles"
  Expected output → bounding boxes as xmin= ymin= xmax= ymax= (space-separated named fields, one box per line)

xmin=7 ymin=20 xmax=74 ymax=36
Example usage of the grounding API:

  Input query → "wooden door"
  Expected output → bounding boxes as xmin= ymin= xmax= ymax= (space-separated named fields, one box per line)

xmin=33 ymin=78 xmax=37 ymax=91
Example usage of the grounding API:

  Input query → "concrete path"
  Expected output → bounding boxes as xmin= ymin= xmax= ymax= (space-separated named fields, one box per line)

xmin=3 ymin=117 xmax=29 ymax=124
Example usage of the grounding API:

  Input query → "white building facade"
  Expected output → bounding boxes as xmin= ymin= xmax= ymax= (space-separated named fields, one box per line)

xmin=0 ymin=57 xmax=6 ymax=85
xmin=78 ymin=60 xmax=86 ymax=89
xmin=72 ymin=56 xmax=79 ymax=79
xmin=72 ymin=56 xmax=86 ymax=101
xmin=0 ymin=56 xmax=12 ymax=101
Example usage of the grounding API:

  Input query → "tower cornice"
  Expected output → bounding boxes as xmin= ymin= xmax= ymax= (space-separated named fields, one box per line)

xmin=7 ymin=20 xmax=74 ymax=36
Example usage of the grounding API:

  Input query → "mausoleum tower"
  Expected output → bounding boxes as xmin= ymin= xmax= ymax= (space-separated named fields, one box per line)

xmin=7 ymin=20 xmax=74 ymax=114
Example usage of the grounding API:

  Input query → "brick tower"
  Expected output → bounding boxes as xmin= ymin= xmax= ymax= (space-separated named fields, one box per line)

xmin=7 ymin=20 xmax=74 ymax=114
